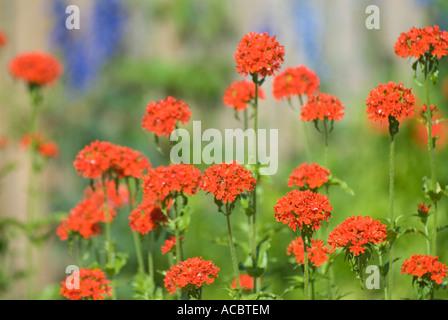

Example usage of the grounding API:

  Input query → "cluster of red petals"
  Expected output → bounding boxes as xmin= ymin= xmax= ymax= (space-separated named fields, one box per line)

xmin=0 ymin=30 xmax=6 ymax=47
xmin=161 ymin=235 xmax=184 ymax=254
xmin=128 ymin=202 xmax=166 ymax=235
xmin=60 ymin=268 xmax=112 ymax=300
xmin=73 ymin=140 xmax=150 ymax=180
xmin=288 ymin=162 xmax=330 ymax=190
xmin=0 ymin=136 xmax=8 ymax=149
xmin=395 ymin=25 xmax=448 ymax=59
xmin=365 ymin=82 xmax=415 ymax=123
xmin=231 ymin=274 xmax=254 ymax=290
xmin=401 ymin=254 xmax=447 ymax=285
xmin=327 ymin=215 xmax=387 ymax=256
xmin=9 ymin=52 xmax=63 ymax=86
xmin=56 ymin=180 xmax=128 ymax=240
xmin=273 ymin=65 xmax=319 ymax=101
xmin=164 ymin=257 xmax=220 ymax=295
xmin=300 ymin=93 xmax=345 ymax=122
xmin=286 ymin=238 xmax=333 ymax=267
xmin=142 ymin=163 xmax=202 ymax=207
xmin=274 ymin=189 xmax=332 ymax=232
xmin=417 ymin=203 xmax=431 ymax=215
xmin=201 ymin=162 xmax=256 ymax=203
xmin=21 ymin=133 xmax=59 ymax=158
xmin=142 ymin=96 xmax=191 ymax=137
xmin=234 ymin=32 xmax=285 ymax=78
xmin=223 ymin=80 xmax=265 ymax=111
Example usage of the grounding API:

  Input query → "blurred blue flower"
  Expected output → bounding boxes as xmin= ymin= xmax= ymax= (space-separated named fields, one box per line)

xmin=50 ymin=0 xmax=126 ymax=94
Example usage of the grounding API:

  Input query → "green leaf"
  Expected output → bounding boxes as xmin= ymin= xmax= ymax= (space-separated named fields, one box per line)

xmin=437 ymin=225 xmax=448 ymax=233
xmin=327 ymin=176 xmax=355 ymax=196
xmin=105 ymin=252 xmax=128 ymax=277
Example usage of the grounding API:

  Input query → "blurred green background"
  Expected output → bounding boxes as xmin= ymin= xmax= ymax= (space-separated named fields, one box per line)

xmin=1 ymin=0 xmax=448 ymax=300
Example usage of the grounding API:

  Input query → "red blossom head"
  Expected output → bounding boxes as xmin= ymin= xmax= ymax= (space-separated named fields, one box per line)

xmin=288 ymin=162 xmax=330 ymax=190
xmin=161 ymin=235 xmax=184 ymax=255
xmin=365 ymin=82 xmax=415 ymax=124
xmin=274 ymin=189 xmax=332 ymax=233
xmin=9 ymin=52 xmax=63 ymax=86
xmin=287 ymin=237 xmax=333 ymax=267
xmin=417 ymin=202 xmax=431 ymax=215
xmin=231 ymin=274 xmax=254 ymax=290
xmin=142 ymin=96 xmax=191 ymax=137
xmin=273 ymin=65 xmax=319 ymax=101
xmin=401 ymin=254 xmax=447 ymax=285
xmin=234 ymin=32 xmax=285 ymax=78
xmin=395 ymin=25 xmax=448 ymax=60
xmin=0 ymin=30 xmax=7 ymax=47
xmin=164 ymin=257 xmax=219 ymax=297
xmin=201 ymin=162 xmax=256 ymax=204
xmin=60 ymin=268 xmax=112 ymax=300
xmin=21 ymin=133 xmax=59 ymax=158
xmin=0 ymin=136 xmax=8 ymax=149
xmin=300 ymin=93 xmax=345 ymax=122
xmin=327 ymin=215 xmax=387 ymax=256
xmin=142 ymin=163 xmax=202 ymax=208
xmin=128 ymin=202 xmax=166 ymax=235
xmin=223 ymin=80 xmax=265 ymax=111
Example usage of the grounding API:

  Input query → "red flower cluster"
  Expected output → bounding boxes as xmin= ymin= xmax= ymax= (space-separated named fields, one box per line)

xmin=0 ymin=30 xmax=6 ymax=47
xmin=129 ymin=202 xmax=166 ymax=235
xmin=9 ymin=52 xmax=63 ymax=86
xmin=288 ymin=162 xmax=330 ymax=190
xmin=274 ymin=189 xmax=332 ymax=232
xmin=417 ymin=203 xmax=431 ymax=216
xmin=60 ymin=268 xmax=112 ymax=300
xmin=161 ymin=235 xmax=182 ymax=254
xmin=142 ymin=96 xmax=191 ymax=137
xmin=395 ymin=25 xmax=448 ymax=59
xmin=223 ymin=80 xmax=265 ymax=111
xmin=142 ymin=163 xmax=202 ymax=207
xmin=327 ymin=215 xmax=387 ymax=256
xmin=234 ymin=32 xmax=285 ymax=78
xmin=21 ymin=133 xmax=59 ymax=158
xmin=164 ymin=257 xmax=220 ymax=295
xmin=401 ymin=254 xmax=447 ymax=285
xmin=273 ymin=65 xmax=319 ymax=101
xmin=231 ymin=274 xmax=254 ymax=290
xmin=286 ymin=238 xmax=333 ymax=267
xmin=0 ymin=136 xmax=8 ymax=149
xmin=365 ymin=82 xmax=415 ymax=123
xmin=74 ymin=140 xmax=150 ymax=180
xmin=201 ymin=162 xmax=256 ymax=203
xmin=56 ymin=180 xmax=128 ymax=240
xmin=300 ymin=93 xmax=345 ymax=122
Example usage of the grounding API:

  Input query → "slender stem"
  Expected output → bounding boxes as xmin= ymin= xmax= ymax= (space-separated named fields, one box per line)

xmin=388 ymin=136 xmax=395 ymax=300
xmin=424 ymin=223 xmax=431 ymax=255
xmin=101 ymin=177 xmax=116 ymax=300
xmin=323 ymin=118 xmax=329 ymax=168
xmin=148 ymin=231 xmax=155 ymax=287
xmin=298 ymin=95 xmax=312 ymax=162
xmin=126 ymin=179 xmax=145 ymax=275
xmin=424 ymin=61 xmax=438 ymax=256
xmin=302 ymin=236 xmax=309 ymax=300
xmin=359 ymin=257 xmax=365 ymax=300
xmin=252 ymin=76 xmax=259 ymax=293
xmin=225 ymin=203 xmax=240 ymax=294
xmin=173 ymin=193 xmax=183 ymax=263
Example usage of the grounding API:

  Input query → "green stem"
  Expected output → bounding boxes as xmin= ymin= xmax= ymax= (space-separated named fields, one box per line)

xmin=302 ymin=236 xmax=309 ymax=300
xmin=173 ymin=193 xmax=183 ymax=263
xmin=225 ymin=203 xmax=240 ymax=294
xmin=252 ymin=75 xmax=259 ymax=293
xmin=388 ymin=136 xmax=395 ymax=300
xmin=126 ymin=179 xmax=145 ymax=275
xmin=323 ymin=118 xmax=329 ymax=168
xmin=298 ymin=95 xmax=312 ymax=162
xmin=359 ymin=257 xmax=365 ymax=300
xmin=148 ymin=231 xmax=155 ymax=288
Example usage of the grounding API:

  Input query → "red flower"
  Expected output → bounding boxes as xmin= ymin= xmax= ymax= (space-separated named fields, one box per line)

xmin=9 ymin=52 xmax=63 ymax=86
xmin=273 ymin=65 xmax=319 ymax=101
xmin=365 ymin=82 xmax=415 ymax=123
xmin=234 ymin=32 xmax=285 ymax=78
xmin=128 ymin=202 xmax=166 ymax=235
xmin=288 ymin=162 xmax=330 ymax=190
xmin=60 ymin=268 xmax=112 ymax=300
xmin=300 ymin=93 xmax=345 ymax=122
xmin=56 ymin=180 xmax=128 ymax=240
xmin=417 ymin=203 xmax=431 ymax=216
xmin=395 ymin=25 xmax=448 ymax=59
xmin=0 ymin=30 xmax=7 ymax=47
xmin=286 ymin=238 xmax=333 ymax=267
xmin=401 ymin=254 xmax=447 ymax=285
xmin=223 ymin=80 xmax=265 ymax=111
xmin=161 ymin=235 xmax=184 ymax=254
xmin=0 ymin=136 xmax=8 ymax=149
xmin=231 ymin=274 xmax=254 ymax=290
xmin=21 ymin=133 xmax=59 ymax=158
xmin=327 ymin=215 xmax=387 ymax=256
xmin=142 ymin=163 xmax=202 ymax=207
xmin=73 ymin=141 xmax=150 ymax=180
xmin=164 ymin=257 xmax=220 ymax=295
xmin=413 ymin=106 xmax=448 ymax=150
xmin=201 ymin=162 xmax=256 ymax=204
xmin=274 ymin=189 xmax=332 ymax=232
xmin=142 ymin=96 xmax=191 ymax=137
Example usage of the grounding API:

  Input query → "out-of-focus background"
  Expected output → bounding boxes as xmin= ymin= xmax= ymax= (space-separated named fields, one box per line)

xmin=1 ymin=0 xmax=448 ymax=300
